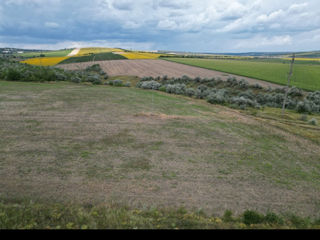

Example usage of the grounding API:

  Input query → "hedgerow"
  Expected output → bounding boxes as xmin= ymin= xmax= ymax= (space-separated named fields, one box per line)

xmin=0 ymin=59 xmax=107 ymax=84
xmin=136 ymin=75 xmax=320 ymax=114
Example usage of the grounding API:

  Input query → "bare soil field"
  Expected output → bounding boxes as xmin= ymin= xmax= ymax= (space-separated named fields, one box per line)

xmin=1 ymin=81 xmax=319 ymax=217
xmin=58 ymin=59 xmax=281 ymax=88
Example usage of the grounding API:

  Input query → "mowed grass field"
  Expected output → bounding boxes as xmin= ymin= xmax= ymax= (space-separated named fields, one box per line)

xmin=17 ymin=49 xmax=73 ymax=58
xmin=0 ymin=80 xmax=320 ymax=221
xmin=164 ymin=58 xmax=320 ymax=91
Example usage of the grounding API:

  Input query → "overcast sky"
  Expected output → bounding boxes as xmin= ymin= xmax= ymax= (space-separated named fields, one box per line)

xmin=0 ymin=0 xmax=319 ymax=52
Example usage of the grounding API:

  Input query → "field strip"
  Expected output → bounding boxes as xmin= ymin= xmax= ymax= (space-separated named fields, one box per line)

xmin=67 ymin=48 xmax=81 ymax=56
xmin=58 ymin=59 xmax=282 ymax=88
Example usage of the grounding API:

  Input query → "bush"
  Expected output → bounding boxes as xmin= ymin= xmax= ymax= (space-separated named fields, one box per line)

xmin=242 ymin=210 xmax=264 ymax=225
xmin=238 ymin=79 xmax=249 ymax=90
xmin=159 ymin=85 xmax=167 ymax=92
xmin=6 ymin=68 xmax=22 ymax=81
xmin=288 ymin=87 xmax=303 ymax=97
xmin=308 ymin=118 xmax=318 ymax=126
xmin=231 ymin=96 xmax=259 ymax=109
xmin=207 ymin=90 xmax=228 ymax=104
xmin=86 ymin=74 xmax=101 ymax=83
xmin=71 ymin=76 xmax=81 ymax=83
xmin=186 ymin=88 xmax=196 ymax=97
xmin=296 ymin=101 xmax=312 ymax=113
xmin=85 ymin=64 xmax=102 ymax=73
xmin=264 ymin=212 xmax=284 ymax=225
xmin=166 ymin=84 xmax=186 ymax=95
xmin=140 ymin=80 xmax=161 ymax=90
xmin=112 ymin=79 xmax=123 ymax=87
xmin=223 ymin=210 xmax=234 ymax=223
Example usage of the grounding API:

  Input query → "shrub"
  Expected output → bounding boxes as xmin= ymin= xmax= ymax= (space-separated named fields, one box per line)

xmin=231 ymin=96 xmax=259 ymax=109
xmin=308 ymin=118 xmax=318 ymax=126
xmin=264 ymin=212 xmax=284 ymax=225
xmin=238 ymin=90 xmax=255 ymax=100
xmin=92 ymin=79 xmax=102 ymax=85
xmin=238 ymin=79 xmax=249 ymax=90
xmin=112 ymin=79 xmax=123 ymax=87
xmin=186 ymin=88 xmax=196 ymax=97
xmin=288 ymin=87 xmax=303 ymax=97
xmin=226 ymin=77 xmax=238 ymax=87
xmin=252 ymin=83 xmax=263 ymax=89
xmin=307 ymin=91 xmax=320 ymax=105
xmin=159 ymin=85 xmax=167 ymax=92
xmin=223 ymin=210 xmax=234 ymax=223
xmin=71 ymin=76 xmax=81 ymax=83
xmin=207 ymin=90 xmax=228 ymax=104
xmin=242 ymin=210 xmax=264 ymax=225
xmin=86 ymin=74 xmax=101 ymax=83
xmin=296 ymin=101 xmax=312 ymax=113
xmin=124 ymin=82 xmax=131 ymax=87
xmin=140 ymin=80 xmax=161 ymax=90
xmin=6 ymin=68 xmax=22 ymax=81
xmin=85 ymin=64 xmax=102 ymax=73
xmin=166 ymin=84 xmax=186 ymax=95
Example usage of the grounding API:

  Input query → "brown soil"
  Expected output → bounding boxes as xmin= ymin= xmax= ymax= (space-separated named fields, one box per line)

xmin=58 ymin=59 xmax=281 ymax=88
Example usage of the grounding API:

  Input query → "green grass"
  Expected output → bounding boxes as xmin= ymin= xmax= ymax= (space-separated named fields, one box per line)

xmin=1 ymin=201 xmax=319 ymax=229
xmin=59 ymin=52 xmax=127 ymax=64
xmin=164 ymin=58 xmax=320 ymax=91
xmin=16 ymin=49 xmax=73 ymax=58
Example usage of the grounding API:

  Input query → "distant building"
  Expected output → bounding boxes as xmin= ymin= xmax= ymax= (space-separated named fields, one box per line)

xmin=17 ymin=51 xmax=24 ymax=54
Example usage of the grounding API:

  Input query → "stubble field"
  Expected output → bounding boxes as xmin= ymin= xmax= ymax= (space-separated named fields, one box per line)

xmin=1 ymin=80 xmax=320 ymax=218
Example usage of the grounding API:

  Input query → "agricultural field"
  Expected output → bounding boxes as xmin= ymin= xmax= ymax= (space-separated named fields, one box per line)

xmin=20 ymin=57 xmax=70 ymax=66
xmin=164 ymin=58 xmax=320 ymax=91
xmin=116 ymin=52 xmax=161 ymax=59
xmin=16 ymin=49 xmax=73 ymax=58
xmin=77 ymin=47 xmax=124 ymax=56
xmin=57 ymin=59 xmax=281 ymax=88
xmin=59 ymin=52 xmax=127 ymax=64
xmin=0 ymin=79 xmax=320 ymax=229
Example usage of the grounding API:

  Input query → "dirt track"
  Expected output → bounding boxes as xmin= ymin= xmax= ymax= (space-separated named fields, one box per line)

xmin=58 ymin=59 xmax=281 ymax=88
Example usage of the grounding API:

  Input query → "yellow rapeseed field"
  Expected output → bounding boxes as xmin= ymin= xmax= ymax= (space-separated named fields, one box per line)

xmin=282 ymin=57 xmax=320 ymax=61
xmin=118 ymin=52 xmax=161 ymax=59
xmin=77 ymin=47 xmax=123 ymax=56
xmin=21 ymin=57 xmax=69 ymax=66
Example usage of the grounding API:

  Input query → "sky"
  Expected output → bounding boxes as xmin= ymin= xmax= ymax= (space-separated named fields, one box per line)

xmin=0 ymin=0 xmax=319 ymax=52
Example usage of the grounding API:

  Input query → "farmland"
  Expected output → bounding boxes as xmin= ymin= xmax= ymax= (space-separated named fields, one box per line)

xmin=117 ymin=52 xmax=161 ymax=59
xmin=1 ymin=51 xmax=320 ymax=229
xmin=0 ymin=79 xmax=320 ymax=227
xmin=164 ymin=58 xmax=320 ymax=91
xmin=57 ymin=59 xmax=281 ymax=88
xmin=21 ymin=57 xmax=70 ymax=66
xmin=16 ymin=49 xmax=73 ymax=58
xmin=59 ymin=52 xmax=127 ymax=64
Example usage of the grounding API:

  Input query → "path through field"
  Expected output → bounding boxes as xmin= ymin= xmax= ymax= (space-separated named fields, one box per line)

xmin=67 ymin=48 xmax=80 ymax=56
xmin=58 ymin=59 xmax=281 ymax=88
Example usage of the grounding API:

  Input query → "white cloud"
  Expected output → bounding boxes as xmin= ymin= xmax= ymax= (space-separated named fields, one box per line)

xmin=235 ymin=35 xmax=292 ymax=50
xmin=0 ymin=0 xmax=320 ymax=52
xmin=44 ymin=22 xmax=59 ymax=28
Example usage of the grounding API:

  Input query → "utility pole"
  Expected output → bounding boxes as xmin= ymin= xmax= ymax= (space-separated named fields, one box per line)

xmin=281 ymin=53 xmax=295 ymax=115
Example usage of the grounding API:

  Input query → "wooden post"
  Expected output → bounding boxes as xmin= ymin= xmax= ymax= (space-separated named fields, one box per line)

xmin=281 ymin=53 xmax=295 ymax=115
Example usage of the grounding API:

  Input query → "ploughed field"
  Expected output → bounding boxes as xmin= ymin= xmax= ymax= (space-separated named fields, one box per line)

xmin=0 ymin=80 xmax=320 ymax=217
xmin=58 ymin=59 xmax=281 ymax=88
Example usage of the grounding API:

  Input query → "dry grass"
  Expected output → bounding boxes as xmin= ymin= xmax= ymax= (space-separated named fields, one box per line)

xmin=0 ymin=80 xmax=319 ymax=217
